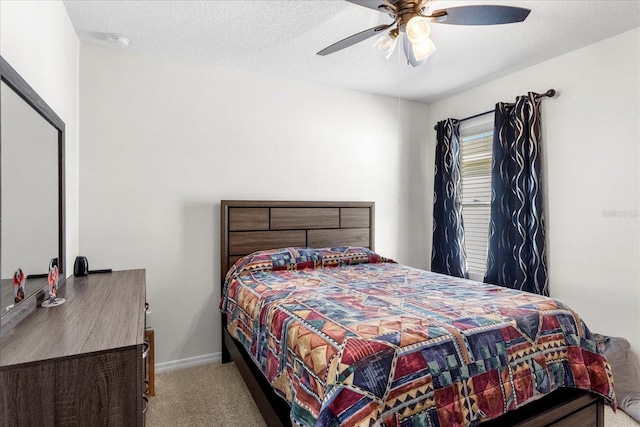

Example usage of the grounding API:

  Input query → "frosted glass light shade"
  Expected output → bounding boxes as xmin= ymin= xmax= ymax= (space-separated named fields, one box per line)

xmin=373 ymin=32 xmax=398 ymax=59
xmin=412 ymin=37 xmax=436 ymax=61
xmin=406 ymin=16 xmax=431 ymax=44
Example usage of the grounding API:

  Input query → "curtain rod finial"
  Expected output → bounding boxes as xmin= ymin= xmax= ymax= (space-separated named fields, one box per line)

xmin=545 ymin=89 xmax=556 ymax=97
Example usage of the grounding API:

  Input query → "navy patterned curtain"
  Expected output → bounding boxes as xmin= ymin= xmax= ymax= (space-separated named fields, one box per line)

xmin=432 ymin=119 xmax=468 ymax=278
xmin=484 ymin=93 xmax=548 ymax=295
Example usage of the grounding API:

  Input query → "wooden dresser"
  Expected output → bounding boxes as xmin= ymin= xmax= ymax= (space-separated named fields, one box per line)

xmin=0 ymin=270 xmax=147 ymax=426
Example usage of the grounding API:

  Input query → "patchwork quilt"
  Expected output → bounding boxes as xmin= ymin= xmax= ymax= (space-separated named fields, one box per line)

xmin=220 ymin=247 xmax=616 ymax=427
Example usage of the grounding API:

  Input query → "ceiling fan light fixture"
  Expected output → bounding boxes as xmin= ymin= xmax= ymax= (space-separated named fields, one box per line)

xmin=317 ymin=2 xmax=531 ymax=67
xmin=412 ymin=37 xmax=436 ymax=61
xmin=373 ymin=30 xmax=398 ymax=59
xmin=406 ymin=16 xmax=431 ymax=44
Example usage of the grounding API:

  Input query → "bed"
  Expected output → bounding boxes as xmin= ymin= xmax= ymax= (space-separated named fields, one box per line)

xmin=219 ymin=200 xmax=615 ymax=427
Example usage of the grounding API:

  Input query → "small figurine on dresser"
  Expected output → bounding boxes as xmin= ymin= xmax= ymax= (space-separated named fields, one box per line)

xmin=41 ymin=258 xmax=65 ymax=307
xmin=13 ymin=268 xmax=25 ymax=303
xmin=5 ymin=268 xmax=26 ymax=311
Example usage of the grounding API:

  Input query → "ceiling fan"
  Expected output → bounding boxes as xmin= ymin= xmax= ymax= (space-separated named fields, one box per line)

xmin=317 ymin=0 xmax=531 ymax=67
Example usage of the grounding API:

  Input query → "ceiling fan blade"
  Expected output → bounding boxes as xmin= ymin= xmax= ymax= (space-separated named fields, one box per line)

xmin=402 ymin=33 xmax=426 ymax=67
xmin=430 ymin=5 xmax=530 ymax=25
xmin=346 ymin=0 xmax=396 ymax=14
xmin=317 ymin=23 xmax=394 ymax=56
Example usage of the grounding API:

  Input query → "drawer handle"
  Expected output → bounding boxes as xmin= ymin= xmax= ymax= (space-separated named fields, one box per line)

xmin=142 ymin=396 xmax=149 ymax=414
xmin=142 ymin=340 xmax=150 ymax=359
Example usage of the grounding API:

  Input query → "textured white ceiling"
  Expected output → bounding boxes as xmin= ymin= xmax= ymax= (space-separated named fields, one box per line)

xmin=63 ymin=0 xmax=640 ymax=104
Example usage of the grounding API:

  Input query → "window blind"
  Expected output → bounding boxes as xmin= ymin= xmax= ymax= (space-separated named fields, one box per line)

xmin=460 ymin=119 xmax=493 ymax=280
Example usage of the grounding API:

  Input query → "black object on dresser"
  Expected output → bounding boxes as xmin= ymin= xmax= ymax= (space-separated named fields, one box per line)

xmin=0 ymin=269 xmax=147 ymax=426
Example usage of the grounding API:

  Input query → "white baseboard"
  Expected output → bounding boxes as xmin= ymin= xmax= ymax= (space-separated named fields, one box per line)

xmin=155 ymin=352 xmax=221 ymax=373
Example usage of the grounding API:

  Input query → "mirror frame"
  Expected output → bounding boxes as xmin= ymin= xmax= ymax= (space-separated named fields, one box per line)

xmin=0 ymin=55 xmax=66 ymax=318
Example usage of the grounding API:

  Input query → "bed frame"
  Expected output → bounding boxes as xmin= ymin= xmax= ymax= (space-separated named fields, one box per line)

xmin=220 ymin=200 xmax=605 ymax=427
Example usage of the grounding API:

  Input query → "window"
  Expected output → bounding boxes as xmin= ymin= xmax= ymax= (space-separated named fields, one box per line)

xmin=460 ymin=116 xmax=493 ymax=281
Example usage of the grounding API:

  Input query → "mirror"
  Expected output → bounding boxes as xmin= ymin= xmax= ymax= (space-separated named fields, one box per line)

xmin=0 ymin=56 xmax=65 ymax=316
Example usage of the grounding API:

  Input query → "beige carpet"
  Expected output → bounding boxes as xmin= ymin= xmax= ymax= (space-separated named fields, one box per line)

xmin=147 ymin=362 xmax=267 ymax=427
xmin=147 ymin=363 xmax=639 ymax=427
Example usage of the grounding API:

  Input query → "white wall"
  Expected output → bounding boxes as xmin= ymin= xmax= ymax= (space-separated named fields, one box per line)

xmin=0 ymin=0 xmax=80 ymax=278
xmin=79 ymin=43 xmax=428 ymax=364
xmin=424 ymin=28 xmax=640 ymax=355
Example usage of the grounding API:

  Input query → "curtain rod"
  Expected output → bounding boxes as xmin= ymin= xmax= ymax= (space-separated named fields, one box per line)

xmin=433 ymin=89 xmax=556 ymax=131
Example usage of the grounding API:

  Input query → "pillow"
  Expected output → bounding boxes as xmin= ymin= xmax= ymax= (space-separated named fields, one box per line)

xmin=594 ymin=333 xmax=640 ymax=422
xmin=230 ymin=246 xmax=391 ymax=276
xmin=232 ymin=247 xmax=323 ymax=275
xmin=621 ymin=393 xmax=640 ymax=423
xmin=318 ymin=246 xmax=388 ymax=267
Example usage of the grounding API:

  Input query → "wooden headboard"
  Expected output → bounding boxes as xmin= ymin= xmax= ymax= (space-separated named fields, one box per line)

xmin=220 ymin=200 xmax=375 ymax=284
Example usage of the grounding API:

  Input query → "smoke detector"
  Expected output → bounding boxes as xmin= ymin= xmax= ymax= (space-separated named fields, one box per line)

xmin=106 ymin=34 xmax=130 ymax=49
